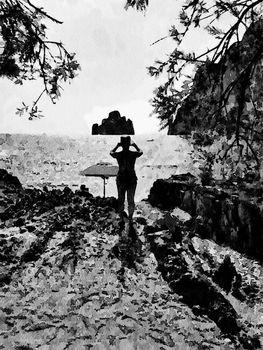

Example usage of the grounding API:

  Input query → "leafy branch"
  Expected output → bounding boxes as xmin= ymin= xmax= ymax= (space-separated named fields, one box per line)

xmin=0 ymin=0 xmax=80 ymax=119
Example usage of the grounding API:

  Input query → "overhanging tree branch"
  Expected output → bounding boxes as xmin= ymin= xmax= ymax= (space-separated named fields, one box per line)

xmin=0 ymin=0 xmax=80 ymax=119
xmin=24 ymin=0 xmax=63 ymax=24
xmin=126 ymin=0 xmax=263 ymax=173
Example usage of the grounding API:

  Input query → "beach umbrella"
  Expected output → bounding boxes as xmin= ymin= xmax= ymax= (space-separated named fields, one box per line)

xmin=80 ymin=162 xmax=118 ymax=197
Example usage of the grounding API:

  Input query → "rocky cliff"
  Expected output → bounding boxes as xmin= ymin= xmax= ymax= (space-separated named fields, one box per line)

xmin=168 ymin=20 xmax=263 ymax=137
xmin=92 ymin=110 xmax=135 ymax=135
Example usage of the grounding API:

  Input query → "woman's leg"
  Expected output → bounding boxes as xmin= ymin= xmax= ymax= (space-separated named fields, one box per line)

xmin=127 ymin=182 xmax=137 ymax=222
xmin=117 ymin=179 xmax=126 ymax=220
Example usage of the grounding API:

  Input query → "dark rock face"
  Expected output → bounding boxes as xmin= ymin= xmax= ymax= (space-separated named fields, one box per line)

xmin=141 ymin=201 xmax=261 ymax=347
xmin=92 ymin=110 xmax=135 ymax=135
xmin=168 ymin=20 xmax=263 ymax=136
xmin=91 ymin=123 xmax=99 ymax=135
xmin=148 ymin=173 xmax=197 ymax=210
xmin=0 ymin=169 xmax=22 ymax=189
xmin=147 ymin=227 xmax=241 ymax=338
xmin=213 ymin=255 xmax=239 ymax=294
xmin=148 ymin=174 xmax=263 ymax=261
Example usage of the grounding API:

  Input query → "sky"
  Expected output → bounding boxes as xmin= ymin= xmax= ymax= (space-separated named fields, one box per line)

xmin=0 ymin=0 xmax=217 ymax=135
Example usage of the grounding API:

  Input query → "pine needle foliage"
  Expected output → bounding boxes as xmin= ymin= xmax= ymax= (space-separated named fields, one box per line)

xmin=0 ymin=0 xmax=80 ymax=119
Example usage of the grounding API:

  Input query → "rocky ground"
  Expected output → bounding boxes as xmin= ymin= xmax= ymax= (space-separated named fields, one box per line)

xmin=0 ymin=171 xmax=262 ymax=349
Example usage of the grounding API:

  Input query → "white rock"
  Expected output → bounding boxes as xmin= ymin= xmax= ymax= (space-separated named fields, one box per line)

xmin=171 ymin=207 xmax=191 ymax=223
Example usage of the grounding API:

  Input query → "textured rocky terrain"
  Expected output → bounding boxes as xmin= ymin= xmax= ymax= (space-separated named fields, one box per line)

xmin=0 ymin=170 xmax=262 ymax=349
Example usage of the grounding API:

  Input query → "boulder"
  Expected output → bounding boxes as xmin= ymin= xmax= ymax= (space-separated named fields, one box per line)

xmin=92 ymin=110 xmax=135 ymax=135
xmin=0 ymin=169 xmax=22 ymax=190
xmin=147 ymin=173 xmax=197 ymax=210
xmin=148 ymin=174 xmax=263 ymax=261
xmin=171 ymin=207 xmax=192 ymax=224
xmin=75 ymin=184 xmax=93 ymax=199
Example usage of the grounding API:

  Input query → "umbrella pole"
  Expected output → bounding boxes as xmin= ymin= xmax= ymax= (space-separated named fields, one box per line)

xmin=102 ymin=176 xmax=109 ymax=197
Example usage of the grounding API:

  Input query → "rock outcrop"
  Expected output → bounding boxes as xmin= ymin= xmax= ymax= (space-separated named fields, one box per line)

xmin=92 ymin=110 xmax=135 ymax=135
xmin=0 ymin=168 xmax=22 ymax=190
xmin=136 ymin=201 xmax=261 ymax=348
xmin=148 ymin=173 xmax=263 ymax=261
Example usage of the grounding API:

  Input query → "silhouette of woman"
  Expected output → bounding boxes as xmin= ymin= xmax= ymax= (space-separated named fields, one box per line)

xmin=110 ymin=136 xmax=143 ymax=223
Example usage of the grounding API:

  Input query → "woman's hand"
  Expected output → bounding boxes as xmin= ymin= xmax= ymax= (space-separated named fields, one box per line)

xmin=130 ymin=141 xmax=142 ymax=154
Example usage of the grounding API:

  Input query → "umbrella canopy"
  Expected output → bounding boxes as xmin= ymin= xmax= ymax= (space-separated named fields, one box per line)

xmin=80 ymin=162 xmax=118 ymax=178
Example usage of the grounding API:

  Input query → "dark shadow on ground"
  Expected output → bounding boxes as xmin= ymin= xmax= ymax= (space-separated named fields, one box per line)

xmin=110 ymin=222 xmax=146 ymax=271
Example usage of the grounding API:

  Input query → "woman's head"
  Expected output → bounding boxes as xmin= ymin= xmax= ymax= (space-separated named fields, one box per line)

xmin=120 ymin=136 xmax=131 ymax=151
